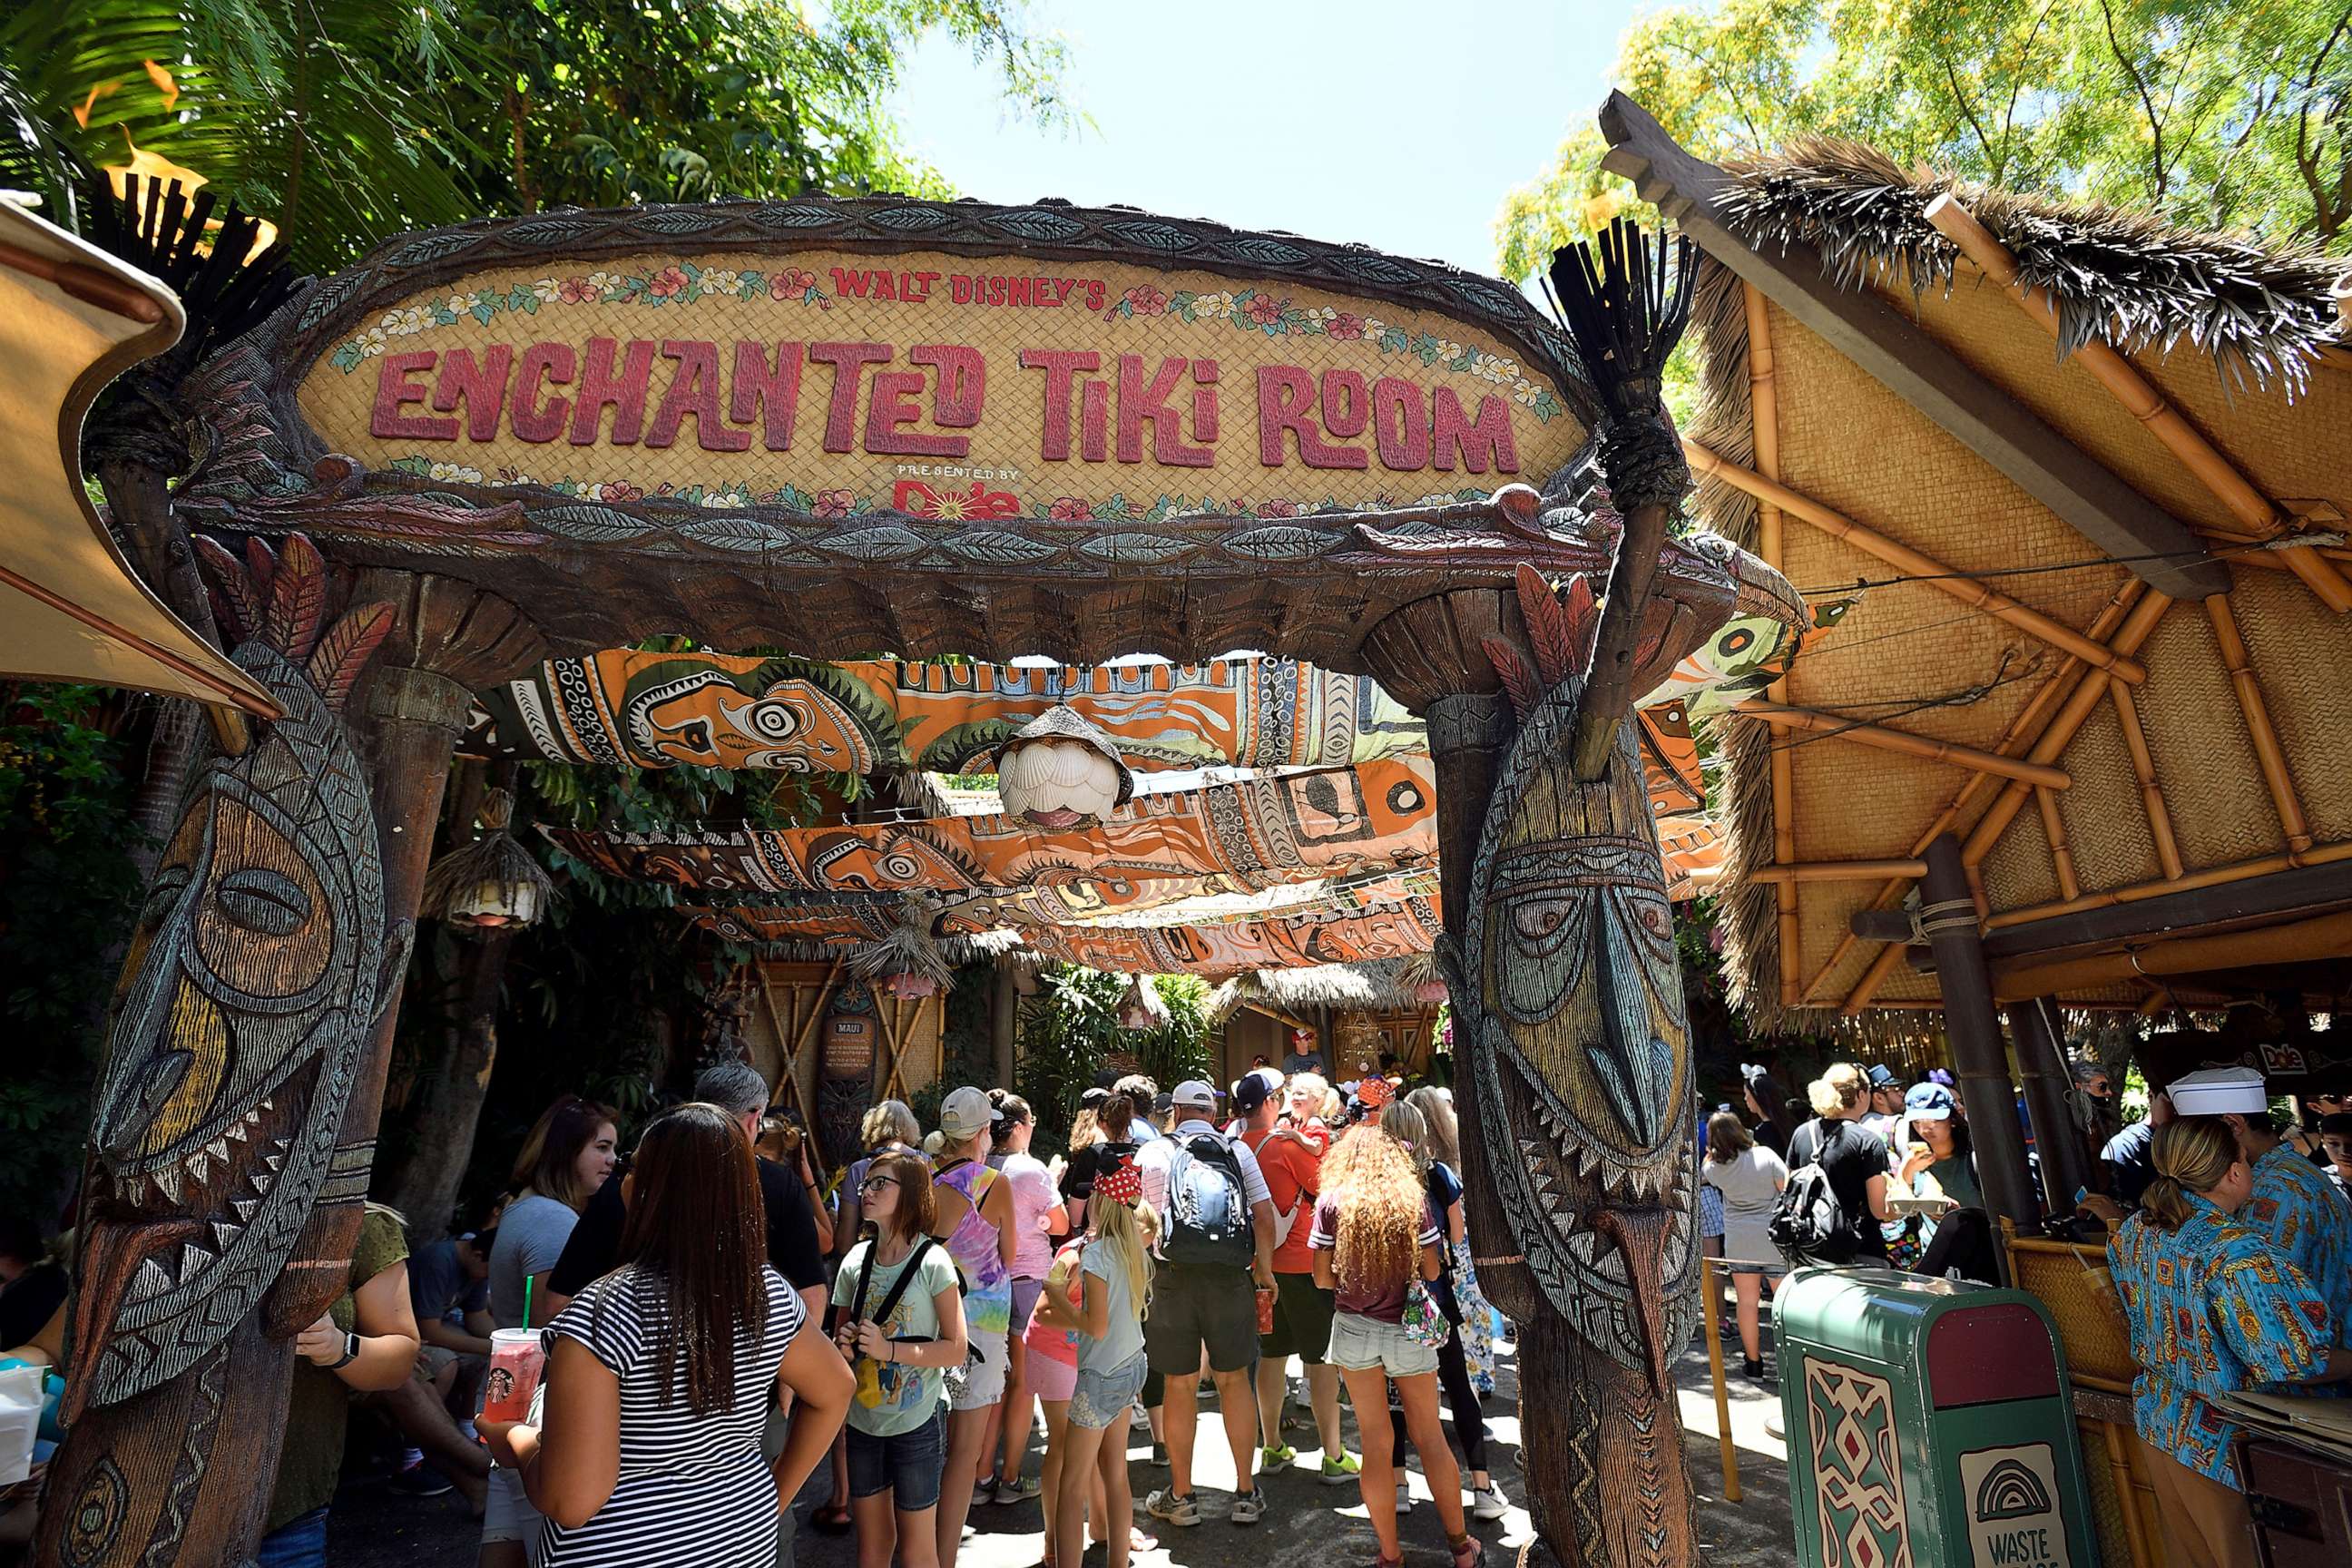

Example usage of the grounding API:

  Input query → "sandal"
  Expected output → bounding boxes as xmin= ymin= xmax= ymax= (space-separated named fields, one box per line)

xmin=1449 ymin=1535 xmax=1486 ymax=1568
xmin=813 ymin=1504 xmax=853 ymax=1534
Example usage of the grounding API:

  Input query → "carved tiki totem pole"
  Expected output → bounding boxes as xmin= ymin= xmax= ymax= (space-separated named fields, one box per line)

xmin=1441 ymin=225 xmax=1710 ymax=1568
xmin=40 ymin=537 xmax=408 ymax=1568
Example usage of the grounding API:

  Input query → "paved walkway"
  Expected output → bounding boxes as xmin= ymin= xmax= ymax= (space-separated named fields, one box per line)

xmin=328 ymin=1325 xmax=1798 ymax=1565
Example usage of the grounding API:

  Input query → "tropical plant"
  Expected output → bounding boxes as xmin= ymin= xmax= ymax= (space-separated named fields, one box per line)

xmin=1496 ymin=0 xmax=2352 ymax=286
xmin=1014 ymin=966 xmax=1214 ymax=1145
xmin=1 ymin=0 xmax=1073 ymax=273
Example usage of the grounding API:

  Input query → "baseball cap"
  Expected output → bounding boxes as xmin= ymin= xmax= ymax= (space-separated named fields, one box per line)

xmin=1904 ymin=1083 xmax=1956 ymax=1122
xmin=938 ymin=1085 xmax=1003 ymax=1139
xmin=1232 ymin=1074 xmax=1271 ymax=1112
xmin=1171 ymin=1079 xmax=1218 ymax=1112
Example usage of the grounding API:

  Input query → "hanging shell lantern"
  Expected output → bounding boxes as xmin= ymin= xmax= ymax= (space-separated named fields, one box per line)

xmin=987 ymin=705 xmax=1136 ymax=831
xmin=422 ymin=788 xmax=556 ymax=933
xmin=880 ymin=970 xmax=940 ymax=1000
xmin=1116 ymin=974 xmax=1167 ymax=1032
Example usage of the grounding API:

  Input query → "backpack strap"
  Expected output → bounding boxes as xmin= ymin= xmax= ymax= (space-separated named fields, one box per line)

xmin=864 ymin=1237 xmax=937 ymax=1331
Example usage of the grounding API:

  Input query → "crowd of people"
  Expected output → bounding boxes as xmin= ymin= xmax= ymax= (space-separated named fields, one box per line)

xmin=127 ymin=1052 xmax=1508 ymax=1568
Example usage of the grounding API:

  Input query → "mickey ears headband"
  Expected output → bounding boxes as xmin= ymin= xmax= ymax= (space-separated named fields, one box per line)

xmin=1094 ymin=1156 xmax=1142 ymax=1207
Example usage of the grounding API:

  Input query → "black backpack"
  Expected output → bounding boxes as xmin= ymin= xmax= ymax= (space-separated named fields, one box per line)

xmin=1769 ymin=1122 xmax=1862 ymax=1266
xmin=1161 ymin=1132 xmax=1253 ymax=1269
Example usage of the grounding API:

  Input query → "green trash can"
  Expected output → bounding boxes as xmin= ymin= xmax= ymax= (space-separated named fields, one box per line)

xmin=1776 ymin=1267 xmax=2096 ymax=1568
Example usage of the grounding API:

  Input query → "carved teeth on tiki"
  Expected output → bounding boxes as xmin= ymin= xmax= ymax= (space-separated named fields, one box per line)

xmin=151 ymin=1167 xmax=181 ymax=1204
xmin=204 ymin=1137 xmax=230 ymax=1165
xmin=184 ymin=1152 xmax=210 ymax=1185
xmin=211 ymin=1221 xmax=243 ymax=1250
xmin=230 ymin=1198 xmax=258 ymax=1223
xmin=131 ymin=1259 xmax=173 ymax=1302
xmin=176 ymin=1241 xmax=211 ymax=1280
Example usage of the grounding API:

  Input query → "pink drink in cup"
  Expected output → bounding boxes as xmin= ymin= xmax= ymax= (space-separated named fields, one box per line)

xmin=483 ymin=1328 xmax=544 ymax=1423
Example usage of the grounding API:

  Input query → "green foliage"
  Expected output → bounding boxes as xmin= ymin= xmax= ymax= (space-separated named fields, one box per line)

xmin=0 ymin=687 xmax=147 ymax=1222
xmin=1497 ymin=0 xmax=2352 ymax=287
xmin=1 ymin=0 xmax=1074 ymax=273
xmin=1014 ymin=967 xmax=1214 ymax=1145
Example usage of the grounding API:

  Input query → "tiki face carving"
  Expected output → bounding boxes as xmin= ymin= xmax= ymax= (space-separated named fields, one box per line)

xmin=1451 ymin=671 xmax=1700 ymax=1376
xmin=70 ymin=640 xmax=396 ymax=1417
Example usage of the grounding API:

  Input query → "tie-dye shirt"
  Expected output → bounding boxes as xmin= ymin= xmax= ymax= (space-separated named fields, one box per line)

xmin=934 ymin=1159 xmax=1013 ymax=1340
xmin=2109 ymin=1197 xmax=2333 ymax=1487
xmin=2246 ymin=1142 xmax=2352 ymax=1328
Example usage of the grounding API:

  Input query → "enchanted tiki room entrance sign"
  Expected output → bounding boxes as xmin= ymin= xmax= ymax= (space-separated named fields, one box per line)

xmin=69 ymin=183 xmax=1812 ymax=1568
xmin=303 ymin=238 xmax=1580 ymax=523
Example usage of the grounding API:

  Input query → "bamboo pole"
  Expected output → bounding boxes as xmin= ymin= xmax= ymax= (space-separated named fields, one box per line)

xmin=2106 ymin=682 xmax=2184 ymax=881
xmin=1993 ymin=909 xmax=2352 ymax=1000
xmin=1962 ymin=590 xmax=2174 ymax=868
xmin=2205 ymin=596 xmax=2313 ymax=853
xmin=1751 ymin=858 xmax=1931 ymax=884
xmin=1981 ymin=838 xmax=2352 ymax=931
xmin=1744 ymin=284 xmax=1802 ymax=1011
xmin=1925 ymin=193 xmax=2352 ymax=614
xmin=1683 ymin=437 xmax=2150 ymax=683
xmin=1832 ymin=581 xmax=2150 ymax=1011
xmin=2035 ymin=788 xmax=2081 ymax=902
xmin=1750 ymin=702 xmax=2072 ymax=789
xmin=1697 ymin=1258 xmax=1741 ymax=1503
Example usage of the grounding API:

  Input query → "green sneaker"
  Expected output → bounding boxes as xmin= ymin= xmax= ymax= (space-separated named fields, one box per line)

xmin=1319 ymin=1452 xmax=1362 ymax=1485
xmin=1259 ymin=1443 xmax=1297 ymax=1468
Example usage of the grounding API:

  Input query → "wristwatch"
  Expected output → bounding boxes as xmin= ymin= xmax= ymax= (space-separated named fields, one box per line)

xmin=327 ymin=1331 xmax=360 ymax=1370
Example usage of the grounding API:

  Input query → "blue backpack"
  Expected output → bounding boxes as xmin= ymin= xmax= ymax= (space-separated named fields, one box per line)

xmin=1162 ymin=1132 xmax=1252 ymax=1269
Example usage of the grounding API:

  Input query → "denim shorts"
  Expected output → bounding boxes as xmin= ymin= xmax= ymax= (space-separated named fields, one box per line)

xmin=847 ymin=1406 xmax=949 ymax=1509
xmin=1068 ymin=1350 xmax=1149 ymax=1431
xmin=1327 ymin=1310 xmax=1439 ymax=1378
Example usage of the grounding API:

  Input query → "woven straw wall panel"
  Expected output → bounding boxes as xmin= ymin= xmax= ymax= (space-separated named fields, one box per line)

xmin=2230 ymin=573 xmax=2352 ymax=846
xmin=2048 ymin=701 xmax=2161 ymax=895
xmin=1894 ymin=268 xmax=2238 ymax=534
xmin=294 ymin=250 xmax=1585 ymax=518
xmin=1980 ymin=799 xmax=2066 ymax=912
xmin=2131 ymin=603 xmax=2281 ymax=871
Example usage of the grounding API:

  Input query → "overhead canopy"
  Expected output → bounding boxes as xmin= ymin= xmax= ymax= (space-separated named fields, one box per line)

xmin=1627 ymin=113 xmax=2352 ymax=1024
xmin=0 ymin=199 xmax=277 ymax=715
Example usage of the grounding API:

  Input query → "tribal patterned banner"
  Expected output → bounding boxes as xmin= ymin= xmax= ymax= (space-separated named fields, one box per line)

xmin=470 ymin=651 xmax=1423 ymax=774
xmin=549 ymin=759 xmax=1436 ymax=904
xmin=689 ymin=886 xmax=1444 ymax=976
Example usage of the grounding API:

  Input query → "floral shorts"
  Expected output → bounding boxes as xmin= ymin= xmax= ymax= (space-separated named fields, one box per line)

xmin=1068 ymin=1349 xmax=1148 ymax=1431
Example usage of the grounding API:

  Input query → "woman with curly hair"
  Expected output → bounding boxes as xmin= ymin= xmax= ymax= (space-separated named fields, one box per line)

xmin=1310 ymin=1124 xmax=1483 ymax=1568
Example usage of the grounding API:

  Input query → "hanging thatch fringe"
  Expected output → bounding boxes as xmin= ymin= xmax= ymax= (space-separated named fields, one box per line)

xmin=845 ymin=911 xmax=955 ymax=986
xmin=1718 ymin=136 xmax=2347 ymax=394
xmin=1205 ymin=960 xmax=1426 ymax=1024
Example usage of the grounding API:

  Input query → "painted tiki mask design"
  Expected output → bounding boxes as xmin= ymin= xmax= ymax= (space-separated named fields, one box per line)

xmin=66 ymin=542 xmax=401 ymax=1420
xmin=1446 ymin=575 xmax=1700 ymax=1378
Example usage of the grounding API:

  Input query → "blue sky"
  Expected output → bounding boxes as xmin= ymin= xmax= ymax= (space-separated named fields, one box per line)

xmin=886 ymin=0 xmax=1643 ymax=283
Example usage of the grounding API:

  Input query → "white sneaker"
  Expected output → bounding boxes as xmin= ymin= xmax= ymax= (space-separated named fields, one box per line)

xmin=1131 ymin=1403 xmax=1152 ymax=1431
xmin=1471 ymin=1480 xmax=1510 ymax=1521
xmin=1395 ymin=1481 xmax=1415 ymax=1514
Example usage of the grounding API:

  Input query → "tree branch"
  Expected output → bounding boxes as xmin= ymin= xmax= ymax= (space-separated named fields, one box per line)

xmin=2096 ymin=0 xmax=2168 ymax=198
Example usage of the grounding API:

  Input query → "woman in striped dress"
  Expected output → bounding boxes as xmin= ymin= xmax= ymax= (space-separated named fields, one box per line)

xmin=479 ymin=1102 xmax=853 ymax=1566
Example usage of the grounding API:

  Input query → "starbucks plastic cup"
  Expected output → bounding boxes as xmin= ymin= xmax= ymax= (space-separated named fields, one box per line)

xmin=483 ymin=1328 xmax=544 ymax=1424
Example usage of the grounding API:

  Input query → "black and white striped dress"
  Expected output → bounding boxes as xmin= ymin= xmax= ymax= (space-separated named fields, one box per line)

xmin=537 ymin=1265 xmax=805 ymax=1566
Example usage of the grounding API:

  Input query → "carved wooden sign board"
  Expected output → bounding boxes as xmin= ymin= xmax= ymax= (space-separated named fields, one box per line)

xmin=285 ymin=203 xmax=1583 ymax=528
xmin=177 ymin=199 xmax=1614 ymax=666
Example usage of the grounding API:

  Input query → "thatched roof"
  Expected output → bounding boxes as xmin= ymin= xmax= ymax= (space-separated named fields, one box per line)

xmin=1720 ymin=136 xmax=2349 ymax=392
xmin=1206 ymin=959 xmax=1431 ymax=1024
xmin=1679 ymin=135 xmax=2352 ymax=1035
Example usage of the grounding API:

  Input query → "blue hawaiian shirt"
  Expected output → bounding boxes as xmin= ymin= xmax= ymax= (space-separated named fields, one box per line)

xmin=2247 ymin=1142 xmax=2352 ymax=1328
xmin=2109 ymin=1198 xmax=2332 ymax=1487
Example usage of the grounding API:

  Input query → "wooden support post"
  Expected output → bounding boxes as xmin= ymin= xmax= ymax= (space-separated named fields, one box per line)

xmin=1698 ymin=1258 xmax=1741 ymax=1503
xmin=1745 ymin=285 xmax=1803 ymax=1011
xmin=1683 ymin=438 xmax=2149 ymax=683
xmin=2106 ymin=682 xmax=2184 ymax=881
xmin=1924 ymin=193 xmax=2352 ymax=614
xmin=991 ymin=959 xmax=1018 ymax=1089
xmin=2010 ymin=998 xmax=2090 ymax=1213
xmin=1752 ymin=701 xmax=2073 ymax=789
xmin=2205 ymin=597 xmax=2312 ymax=853
xmin=1920 ymin=834 xmax=2041 ymax=1233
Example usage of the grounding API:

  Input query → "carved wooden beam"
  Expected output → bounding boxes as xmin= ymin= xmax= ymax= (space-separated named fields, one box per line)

xmin=1924 ymin=193 xmax=2352 ymax=613
xmin=1981 ymin=847 xmax=2352 ymax=952
xmin=1598 ymin=91 xmax=2233 ymax=603
xmin=2205 ymin=596 xmax=2314 ymax=855
xmin=1683 ymin=437 xmax=2148 ymax=682
xmin=1745 ymin=282 xmax=1802 ymax=1008
xmin=1749 ymin=701 xmax=2072 ymax=789
xmin=2106 ymin=681 xmax=2185 ymax=881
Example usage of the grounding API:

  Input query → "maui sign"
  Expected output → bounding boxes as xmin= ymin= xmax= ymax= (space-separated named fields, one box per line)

xmin=298 ymin=237 xmax=1584 ymax=522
